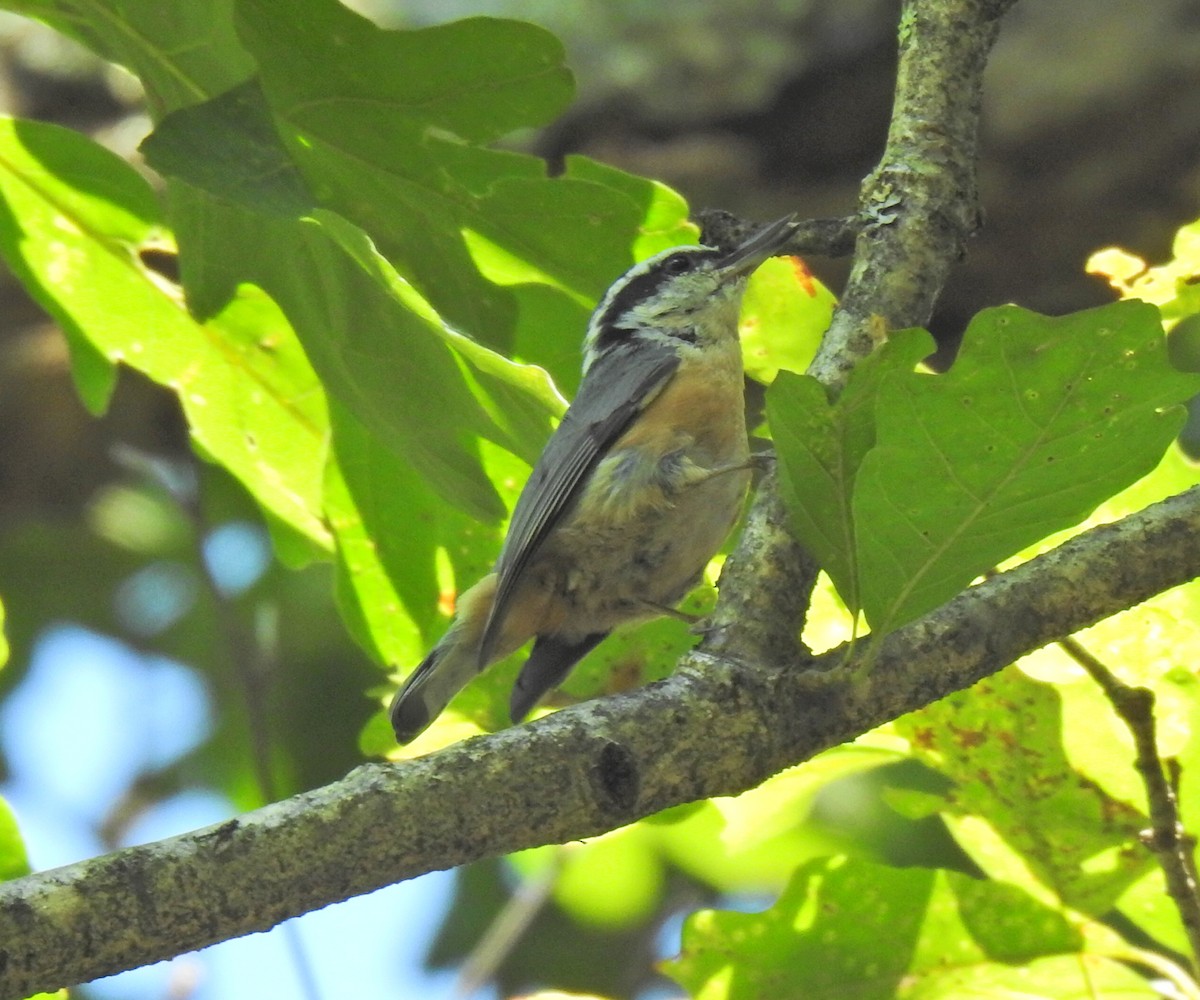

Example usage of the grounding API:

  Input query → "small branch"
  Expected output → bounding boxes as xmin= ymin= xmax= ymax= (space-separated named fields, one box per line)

xmin=1059 ymin=636 xmax=1200 ymax=972
xmin=2 ymin=486 xmax=1199 ymax=997
xmin=453 ymin=850 xmax=562 ymax=999
xmin=696 ymin=209 xmax=862 ymax=260
xmin=812 ymin=0 xmax=1017 ymax=392
xmin=709 ymin=0 xmax=1019 ymax=668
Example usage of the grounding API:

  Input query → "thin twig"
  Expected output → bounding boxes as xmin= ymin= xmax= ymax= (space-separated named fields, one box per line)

xmin=1059 ymin=636 xmax=1200 ymax=972
xmin=182 ymin=474 xmax=322 ymax=1000
xmin=696 ymin=209 xmax=863 ymax=259
xmin=453 ymin=850 xmax=563 ymax=999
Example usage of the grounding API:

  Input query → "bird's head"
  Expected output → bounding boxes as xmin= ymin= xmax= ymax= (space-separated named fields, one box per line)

xmin=582 ymin=214 xmax=798 ymax=372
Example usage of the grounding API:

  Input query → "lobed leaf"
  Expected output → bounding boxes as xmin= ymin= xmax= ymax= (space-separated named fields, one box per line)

xmin=135 ymin=0 xmax=697 ymax=521
xmin=857 ymin=301 xmax=1198 ymax=632
xmin=0 ymin=117 xmax=331 ymax=548
xmin=771 ymin=301 xmax=1200 ymax=635
xmin=769 ymin=329 xmax=933 ymax=617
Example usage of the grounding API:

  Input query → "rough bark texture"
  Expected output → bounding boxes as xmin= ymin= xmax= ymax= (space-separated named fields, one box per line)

xmin=1 ymin=486 xmax=1198 ymax=997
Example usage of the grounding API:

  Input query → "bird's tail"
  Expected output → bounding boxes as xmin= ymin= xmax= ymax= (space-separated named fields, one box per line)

xmin=389 ymin=573 xmax=502 ymax=744
xmin=389 ymin=633 xmax=480 ymax=744
xmin=389 ymin=574 xmax=604 ymax=742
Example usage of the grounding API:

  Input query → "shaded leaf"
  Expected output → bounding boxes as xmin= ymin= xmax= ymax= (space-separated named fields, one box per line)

xmin=139 ymin=80 xmax=310 ymax=216
xmin=771 ymin=302 xmax=1200 ymax=635
xmin=4 ymin=0 xmax=253 ymax=117
xmin=137 ymin=0 xmax=693 ymax=521
xmin=769 ymin=329 xmax=933 ymax=616
xmin=857 ymin=302 xmax=1197 ymax=632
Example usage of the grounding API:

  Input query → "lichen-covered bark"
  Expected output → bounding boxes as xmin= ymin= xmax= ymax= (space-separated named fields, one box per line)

xmin=1 ymin=486 xmax=1198 ymax=997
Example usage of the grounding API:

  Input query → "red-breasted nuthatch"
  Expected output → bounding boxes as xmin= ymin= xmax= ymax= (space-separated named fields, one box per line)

xmin=389 ymin=214 xmax=799 ymax=743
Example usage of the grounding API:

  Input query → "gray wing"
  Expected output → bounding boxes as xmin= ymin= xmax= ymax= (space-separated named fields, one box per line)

xmin=477 ymin=340 xmax=680 ymax=666
xmin=509 ymin=631 xmax=608 ymax=723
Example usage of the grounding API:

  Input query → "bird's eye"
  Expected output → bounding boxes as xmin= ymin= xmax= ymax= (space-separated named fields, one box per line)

xmin=662 ymin=253 xmax=693 ymax=275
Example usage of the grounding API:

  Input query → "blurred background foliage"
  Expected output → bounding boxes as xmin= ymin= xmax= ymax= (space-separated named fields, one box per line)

xmin=0 ymin=1 xmax=1199 ymax=998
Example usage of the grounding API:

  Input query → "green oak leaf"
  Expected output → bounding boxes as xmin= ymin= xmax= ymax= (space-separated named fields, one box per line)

xmin=769 ymin=329 xmax=933 ymax=618
xmin=771 ymin=301 xmax=1200 ymax=635
xmin=895 ymin=666 xmax=1152 ymax=916
xmin=0 ymin=117 xmax=330 ymax=549
xmin=664 ymin=857 xmax=1153 ymax=1000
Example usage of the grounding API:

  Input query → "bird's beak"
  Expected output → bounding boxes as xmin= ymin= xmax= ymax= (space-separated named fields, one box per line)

xmin=717 ymin=214 xmax=799 ymax=278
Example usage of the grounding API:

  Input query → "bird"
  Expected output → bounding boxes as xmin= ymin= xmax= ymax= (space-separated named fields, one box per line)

xmin=389 ymin=214 xmax=799 ymax=743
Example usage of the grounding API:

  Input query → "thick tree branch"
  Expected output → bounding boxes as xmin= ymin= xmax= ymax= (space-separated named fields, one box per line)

xmin=816 ymin=0 xmax=1016 ymax=387
xmin=2 ymin=487 xmax=1198 ymax=997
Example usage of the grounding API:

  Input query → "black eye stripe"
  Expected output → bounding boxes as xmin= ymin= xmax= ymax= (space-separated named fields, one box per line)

xmin=593 ymin=270 xmax=668 ymax=332
xmin=591 ymin=248 xmax=719 ymax=330
xmin=586 ymin=246 xmax=724 ymax=358
xmin=588 ymin=318 xmax=636 ymax=356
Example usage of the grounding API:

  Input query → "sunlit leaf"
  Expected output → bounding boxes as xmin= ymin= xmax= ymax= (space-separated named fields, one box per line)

xmin=553 ymin=831 xmax=665 ymax=929
xmin=713 ymin=744 xmax=904 ymax=855
xmin=139 ymin=0 xmax=692 ymax=353
xmin=0 ymin=117 xmax=331 ymax=549
xmin=895 ymin=667 xmax=1152 ymax=915
xmin=665 ymin=858 xmax=1154 ymax=1000
xmin=740 ymin=254 xmax=836 ymax=385
xmin=0 ymin=796 xmax=30 ymax=883
xmin=1087 ymin=218 xmax=1200 ymax=325
xmin=137 ymin=0 xmax=694 ymax=521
